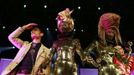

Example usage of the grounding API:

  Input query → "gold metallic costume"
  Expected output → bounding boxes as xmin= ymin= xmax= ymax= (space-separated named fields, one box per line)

xmin=52 ymin=38 xmax=84 ymax=75
xmin=85 ymin=41 xmax=122 ymax=75
xmin=50 ymin=8 xmax=85 ymax=75
xmin=84 ymin=13 xmax=124 ymax=75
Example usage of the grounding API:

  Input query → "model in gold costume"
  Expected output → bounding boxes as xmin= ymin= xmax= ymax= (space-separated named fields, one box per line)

xmin=50 ymin=8 xmax=85 ymax=75
xmin=84 ymin=13 xmax=124 ymax=75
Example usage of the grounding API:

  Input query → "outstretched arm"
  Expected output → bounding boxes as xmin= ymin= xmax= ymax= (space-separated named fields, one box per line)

xmin=75 ymin=39 xmax=99 ymax=67
xmin=84 ymin=41 xmax=100 ymax=67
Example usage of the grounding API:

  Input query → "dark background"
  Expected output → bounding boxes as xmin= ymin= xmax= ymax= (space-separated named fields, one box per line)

xmin=0 ymin=0 xmax=134 ymax=67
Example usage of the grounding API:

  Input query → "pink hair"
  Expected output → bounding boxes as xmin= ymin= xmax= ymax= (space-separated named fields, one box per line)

xmin=98 ymin=13 xmax=122 ymax=45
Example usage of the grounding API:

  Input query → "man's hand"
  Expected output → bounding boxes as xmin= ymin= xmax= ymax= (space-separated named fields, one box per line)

xmin=22 ymin=23 xmax=38 ymax=30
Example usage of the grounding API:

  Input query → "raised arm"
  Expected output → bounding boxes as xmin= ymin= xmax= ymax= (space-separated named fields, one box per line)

xmin=8 ymin=23 xmax=38 ymax=49
xmin=126 ymin=41 xmax=133 ymax=59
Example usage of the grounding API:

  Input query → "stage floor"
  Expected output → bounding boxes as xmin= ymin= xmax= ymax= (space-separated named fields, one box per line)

xmin=1 ymin=53 xmax=134 ymax=75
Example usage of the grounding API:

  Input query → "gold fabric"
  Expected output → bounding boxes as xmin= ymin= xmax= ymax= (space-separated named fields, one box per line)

xmin=85 ymin=41 xmax=122 ymax=75
xmin=51 ymin=38 xmax=84 ymax=75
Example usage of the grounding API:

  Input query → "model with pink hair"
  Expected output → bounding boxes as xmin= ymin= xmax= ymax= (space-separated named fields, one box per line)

xmin=84 ymin=13 xmax=126 ymax=75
